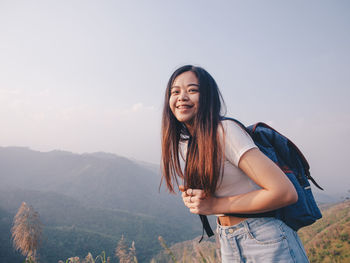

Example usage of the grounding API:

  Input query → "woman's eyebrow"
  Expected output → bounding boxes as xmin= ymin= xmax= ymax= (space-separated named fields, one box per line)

xmin=171 ymin=83 xmax=199 ymax=89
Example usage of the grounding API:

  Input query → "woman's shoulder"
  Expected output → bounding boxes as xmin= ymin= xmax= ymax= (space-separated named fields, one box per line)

xmin=219 ymin=119 xmax=255 ymax=147
xmin=219 ymin=118 xmax=257 ymax=166
xmin=219 ymin=118 xmax=247 ymax=136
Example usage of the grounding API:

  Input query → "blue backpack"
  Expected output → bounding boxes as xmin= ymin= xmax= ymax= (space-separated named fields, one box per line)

xmin=199 ymin=118 xmax=323 ymax=240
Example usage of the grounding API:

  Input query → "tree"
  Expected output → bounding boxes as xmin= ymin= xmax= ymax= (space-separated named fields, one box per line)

xmin=11 ymin=202 xmax=43 ymax=262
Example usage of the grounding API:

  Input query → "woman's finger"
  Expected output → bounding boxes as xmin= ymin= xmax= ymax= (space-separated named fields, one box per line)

xmin=187 ymin=189 xmax=206 ymax=198
xmin=183 ymin=197 xmax=192 ymax=208
xmin=185 ymin=188 xmax=193 ymax=196
xmin=183 ymin=196 xmax=193 ymax=205
xmin=179 ymin=185 xmax=186 ymax=192
xmin=189 ymin=208 xmax=197 ymax=214
xmin=190 ymin=196 xmax=200 ymax=205
xmin=183 ymin=195 xmax=196 ymax=206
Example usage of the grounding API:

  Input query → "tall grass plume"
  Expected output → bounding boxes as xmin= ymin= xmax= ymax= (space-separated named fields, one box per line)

xmin=115 ymin=235 xmax=138 ymax=263
xmin=11 ymin=202 xmax=43 ymax=262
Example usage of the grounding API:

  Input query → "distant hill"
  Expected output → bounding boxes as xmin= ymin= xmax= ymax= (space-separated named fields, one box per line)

xmin=313 ymin=189 xmax=342 ymax=204
xmin=0 ymin=146 xmax=198 ymax=220
xmin=0 ymin=147 xmax=175 ymax=216
xmin=0 ymin=146 xmax=344 ymax=262
xmin=0 ymin=147 xmax=201 ymax=263
xmin=153 ymin=201 xmax=350 ymax=262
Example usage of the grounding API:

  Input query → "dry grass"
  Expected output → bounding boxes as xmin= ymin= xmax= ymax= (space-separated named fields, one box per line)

xmin=11 ymin=202 xmax=43 ymax=262
xmin=158 ymin=236 xmax=177 ymax=263
xmin=59 ymin=251 xmax=111 ymax=263
xmin=10 ymin=202 xmax=216 ymax=263
xmin=115 ymin=235 xmax=138 ymax=263
xmin=157 ymin=236 xmax=220 ymax=263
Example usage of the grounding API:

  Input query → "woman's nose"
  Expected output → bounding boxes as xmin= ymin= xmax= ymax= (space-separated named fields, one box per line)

xmin=178 ymin=91 xmax=189 ymax=101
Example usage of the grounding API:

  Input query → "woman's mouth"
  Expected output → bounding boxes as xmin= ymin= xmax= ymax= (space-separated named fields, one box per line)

xmin=177 ymin=104 xmax=193 ymax=109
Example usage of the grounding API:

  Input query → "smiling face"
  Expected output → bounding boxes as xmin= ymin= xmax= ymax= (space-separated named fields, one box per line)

xmin=169 ymin=71 xmax=200 ymax=129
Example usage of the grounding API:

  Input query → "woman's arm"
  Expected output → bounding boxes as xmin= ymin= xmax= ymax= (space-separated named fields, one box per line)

xmin=181 ymin=148 xmax=298 ymax=215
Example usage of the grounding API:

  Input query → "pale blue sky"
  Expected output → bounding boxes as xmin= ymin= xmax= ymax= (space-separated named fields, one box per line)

xmin=0 ymin=0 xmax=349 ymax=193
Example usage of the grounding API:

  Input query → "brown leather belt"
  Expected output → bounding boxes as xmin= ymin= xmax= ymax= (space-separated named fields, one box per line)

xmin=218 ymin=215 xmax=247 ymax=226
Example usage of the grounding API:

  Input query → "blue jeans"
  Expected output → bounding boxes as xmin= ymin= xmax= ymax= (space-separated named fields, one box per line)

xmin=217 ymin=217 xmax=309 ymax=263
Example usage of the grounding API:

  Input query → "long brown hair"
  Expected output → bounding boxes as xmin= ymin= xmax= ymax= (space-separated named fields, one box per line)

xmin=161 ymin=65 xmax=226 ymax=196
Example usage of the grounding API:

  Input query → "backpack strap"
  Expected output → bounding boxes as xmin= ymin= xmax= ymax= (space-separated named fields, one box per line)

xmin=221 ymin=116 xmax=247 ymax=132
xmin=199 ymin=215 xmax=214 ymax=242
xmin=306 ymin=174 xmax=324 ymax=190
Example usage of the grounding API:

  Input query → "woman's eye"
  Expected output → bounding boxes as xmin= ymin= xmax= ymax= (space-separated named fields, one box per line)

xmin=171 ymin=90 xmax=179 ymax=95
xmin=189 ymin=88 xmax=199 ymax=93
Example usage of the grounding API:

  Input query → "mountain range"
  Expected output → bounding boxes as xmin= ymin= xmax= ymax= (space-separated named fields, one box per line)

xmin=0 ymin=146 xmax=341 ymax=262
xmin=0 ymin=146 xmax=204 ymax=262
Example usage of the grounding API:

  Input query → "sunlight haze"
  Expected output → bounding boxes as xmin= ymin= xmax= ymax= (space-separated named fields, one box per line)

xmin=0 ymin=0 xmax=349 ymax=194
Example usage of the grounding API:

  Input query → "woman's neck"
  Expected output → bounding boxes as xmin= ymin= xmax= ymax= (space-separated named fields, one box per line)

xmin=185 ymin=123 xmax=195 ymax=136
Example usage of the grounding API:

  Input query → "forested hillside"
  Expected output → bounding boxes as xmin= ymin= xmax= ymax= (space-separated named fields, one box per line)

xmin=0 ymin=147 xmax=201 ymax=263
xmin=299 ymin=201 xmax=350 ymax=263
xmin=1 ymin=147 xmax=347 ymax=262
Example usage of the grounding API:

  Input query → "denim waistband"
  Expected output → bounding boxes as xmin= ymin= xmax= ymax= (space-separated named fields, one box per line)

xmin=216 ymin=217 xmax=277 ymax=237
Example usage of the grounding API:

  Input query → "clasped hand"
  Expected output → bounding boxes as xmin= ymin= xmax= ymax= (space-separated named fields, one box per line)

xmin=179 ymin=185 xmax=216 ymax=215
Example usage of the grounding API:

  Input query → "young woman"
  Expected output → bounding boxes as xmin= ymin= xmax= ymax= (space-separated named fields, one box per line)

xmin=161 ymin=65 xmax=309 ymax=262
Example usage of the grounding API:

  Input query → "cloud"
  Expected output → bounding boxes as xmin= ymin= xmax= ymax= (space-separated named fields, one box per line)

xmin=0 ymin=88 xmax=21 ymax=96
xmin=0 ymin=88 xmax=52 ymax=112
xmin=131 ymin=103 xmax=155 ymax=113
xmin=0 ymin=96 xmax=161 ymax=163
xmin=131 ymin=103 xmax=143 ymax=112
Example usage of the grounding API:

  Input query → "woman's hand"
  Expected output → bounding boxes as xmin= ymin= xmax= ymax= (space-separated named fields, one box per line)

xmin=179 ymin=185 xmax=217 ymax=215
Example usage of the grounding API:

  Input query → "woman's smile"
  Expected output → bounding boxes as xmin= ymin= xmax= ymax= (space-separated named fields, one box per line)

xmin=176 ymin=103 xmax=194 ymax=110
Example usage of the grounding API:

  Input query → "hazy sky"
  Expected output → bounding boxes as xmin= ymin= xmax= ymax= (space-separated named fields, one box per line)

xmin=0 ymin=1 xmax=349 ymax=193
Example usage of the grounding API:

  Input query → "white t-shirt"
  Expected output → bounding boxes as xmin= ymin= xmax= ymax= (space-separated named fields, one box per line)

xmin=180 ymin=119 xmax=261 ymax=198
